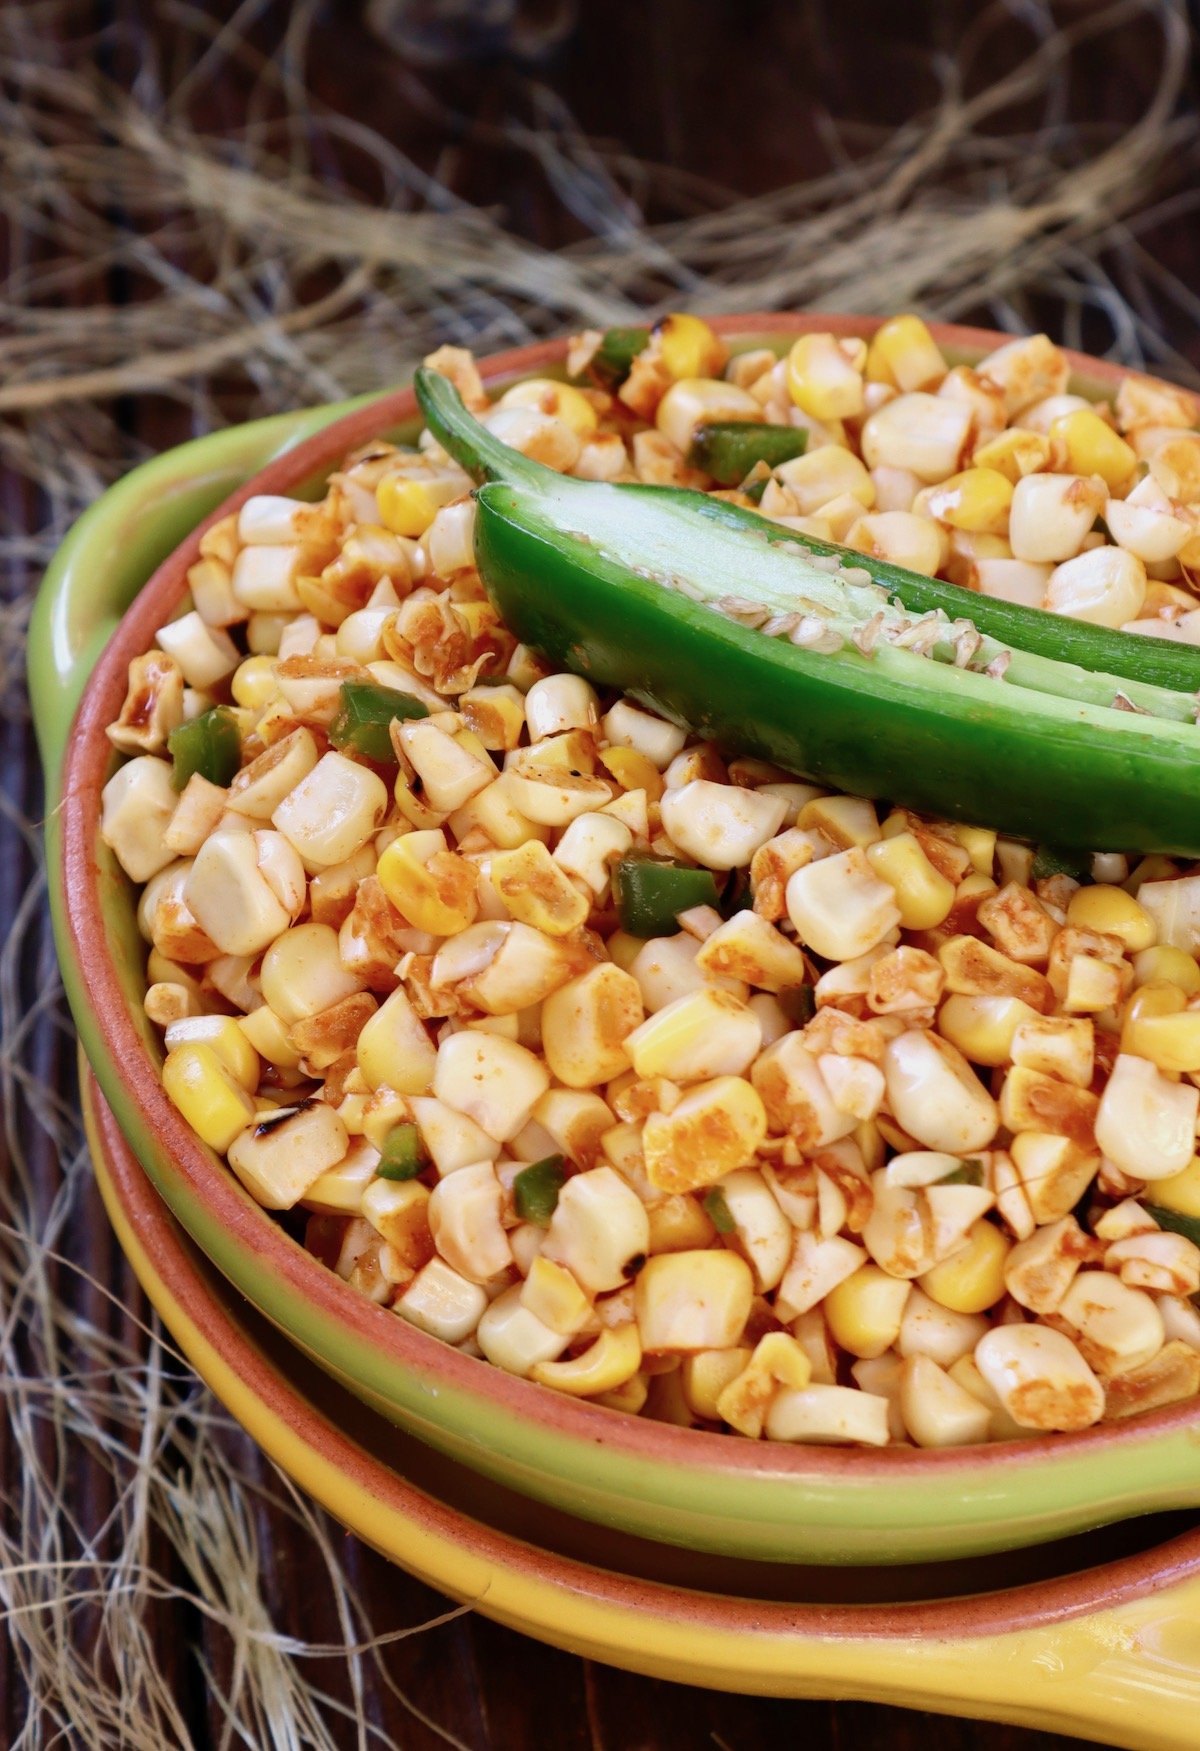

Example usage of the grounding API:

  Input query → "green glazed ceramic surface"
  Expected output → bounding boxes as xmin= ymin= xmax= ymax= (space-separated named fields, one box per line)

xmin=32 ymin=320 xmax=1200 ymax=1567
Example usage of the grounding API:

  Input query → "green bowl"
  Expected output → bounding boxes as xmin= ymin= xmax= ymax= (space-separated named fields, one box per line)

xmin=31 ymin=318 xmax=1200 ymax=1566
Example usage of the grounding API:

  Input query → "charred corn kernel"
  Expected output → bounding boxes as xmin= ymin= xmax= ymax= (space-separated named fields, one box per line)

xmin=787 ymin=846 xmax=901 ymax=960
xmin=519 ymin=1255 xmax=592 ymax=1336
xmin=846 ymin=510 xmax=945 ymax=577
xmin=542 ymin=1166 xmax=650 ymax=1295
xmin=1067 ymin=884 xmax=1156 ymax=952
xmin=884 ymin=1029 xmax=999 ymax=1154
xmin=497 ymin=377 xmax=598 ymax=437
xmin=865 ymin=315 xmax=947 ymax=392
xmin=227 ymin=1100 xmax=349 ymax=1209
xmin=1009 ymin=473 xmax=1105 ymax=564
xmin=860 ymin=394 xmax=973 ymax=483
xmin=1045 ymin=545 xmax=1147 ymax=629
xmin=489 ymin=839 xmax=590 ymax=935
xmin=597 ymin=745 xmax=664 ymax=802
xmin=920 ymin=1221 xmax=1009 ymax=1313
xmin=765 ymin=1382 xmax=891 ymax=1446
xmin=433 ymin=1030 xmax=549 ymax=1142
xmin=356 ymin=987 xmax=437 ymax=1094
xmin=655 ymin=312 xmax=726 ymax=382
xmin=163 ymin=1015 xmax=259 ymax=1091
xmin=866 ymin=833 xmax=955 ymax=930
xmin=922 ymin=468 xmax=1013 ymax=534
xmin=532 ymin=1323 xmax=643 ymax=1397
xmin=1132 ymin=945 xmax=1200 ymax=995
xmin=655 ymin=378 xmax=760 ymax=454
xmin=635 ymin=1249 xmax=754 ymax=1353
xmin=682 ymin=1347 xmax=753 ymax=1419
xmin=377 ymin=829 xmax=478 ymax=936
xmin=395 ymin=1258 xmax=488 ymax=1343
xmin=975 ymin=1325 xmax=1104 ymax=1432
xmin=643 ymin=1075 xmax=768 ymax=1194
xmin=1152 ymin=1155 xmax=1200 ymax=1218
xmin=1096 ymin=1053 xmax=1199 ymax=1180
xmin=230 ymin=655 xmax=279 ymax=711
xmin=1057 ymin=1271 xmax=1165 ymax=1377
xmin=625 ymin=988 xmax=762 ymax=1082
xmin=693 ymin=909 xmax=810 ymax=994
xmin=824 ymin=1265 xmax=911 ymax=1359
xmin=427 ymin=1159 xmax=511 ymax=1282
xmin=541 ymin=964 xmax=644 ymax=1090
xmin=162 ymin=1043 xmax=257 ymax=1152
xmin=785 ymin=333 xmax=865 ymax=420
xmin=1049 ymin=407 xmax=1137 ymax=490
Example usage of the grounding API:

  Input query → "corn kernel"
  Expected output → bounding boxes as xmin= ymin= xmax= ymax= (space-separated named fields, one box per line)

xmin=865 ymin=315 xmax=946 ymax=392
xmin=922 ymin=468 xmax=1013 ymax=534
xmin=1049 ymin=407 xmax=1137 ymax=491
xmin=681 ymin=1348 xmax=752 ymax=1420
xmin=162 ymin=1042 xmax=257 ymax=1152
xmin=531 ymin=1323 xmax=643 ymax=1397
xmin=497 ymin=377 xmax=598 ymax=437
xmin=356 ymin=987 xmax=437 ymax=1094
xmin=655 ymin=312 xmax=727 ymax=382
xmin=1151 ymin=1155 xmax=1200 ymax=1218
xmin=163 ymin=1015 xmax=260 ymax=1092
xmin=635 ymin=1249 xmax=754 ymax=1353
xmin=376 ymin=829 xmax=479 ymax=936
xmin=1066 ymin=884 xmax=1156 ymax=954
xmin=376 ymin=477 xmax=439 ymax=538
xmin=785 ymin=334 xmax=865 ymax=421
xmin=866 ymin=833 xmax=956 ymax=930
xmin=1132 ymin=945 xmax=1200 ymax=995
xmin=824 ymin=1265 xmax=911 ymax=1359
xmin=490 ymin=839 xmax=590 ymax=935
xmin=920 ymin=1220 xmax=1009 ymax=1313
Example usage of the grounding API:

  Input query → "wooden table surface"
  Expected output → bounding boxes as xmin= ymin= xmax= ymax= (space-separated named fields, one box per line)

xmin=6 ymin=2 xmax=1200 ymax=1745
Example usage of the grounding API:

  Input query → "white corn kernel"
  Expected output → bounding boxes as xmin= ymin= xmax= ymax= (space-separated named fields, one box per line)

xmin=100 ymin=756 xmax=178 ymax=882
xmin=356 ymin=987 xmax=437 ymax=1095
xmin=427 ymin=1160 xmax=512 ymax=1283
xmin=693 ymin=909 xmax=810 ymax=994
xmin=525 ymin=674 xmax=600 ymax=740
xmin=273 ymin=751 xmax=389 ymax=869
xmin=750 ymin=1036 xmax=857 ymax=1150
xmin=1055 ymin=1270 xmax=1165 ymax=1377
xmin=155 ymin=611 xmax=240 ymax=690
xmin=231 ymin=544 xmax=304 ymax=612
xmin=776 ymin=1231 xmax=867 ymax=1319
xmin=184 ymin=830 xmax=291 ymax=957
xmin=542 ymin=1166 xmax=650 ymax=1295
xmin=541 ymin=964 xmax=644 ymax=1089
xmin=974 ymin=1324 xmax=1104 ymax=1431
xmin=635 ymin=1249 xmax=754 ymax=1353
xmin=601 ymin=700 xmax=688 ymax=769
xmin=715 ymin=1168 xmax=793 ymax=1292
xmin=227 ymin=1101 xmax=349 ymax=1209
xmin=1044 ymin=546 xmax=1147 ymax=629
xmin=860 ymin=393 xmax=973 ymax=482
xmin=260 ymin=922 xmax=363 ymax=1023
xmin=433 ymin=1031 xmax=550 ymax=1141
xmin=630 ymin=933 xmax=748 ymax=1013
xmin=409 ymin=1094 xmax=500 ymax=1174
xmin=883 ymin=1029 xmax=999 ymax=1154
xmin=227 ymin=728 xmax=320 ymax=820
xmin=395 ymin=1258 xmax=488 ymax=1344
xmin=552 ymin=811 xmax=633 ymax=896
xmin=898 ymin=1286 xmax=988 ymax=1369
xmin=765 ymin=1383 xmax=890 ymax=1446
xmin=786 ymin=847 xmax=901 ymax=961
xmin=1095 ymin=1053 xmax=1198 ymax=1181
xmin=900 ymin=1354 xmax=991 ymax=1448
xmin=660 ymin=781 xmax=787 ymax=871
xmin=476 ymin=1284 xmax=571 ymax=1376
xmin=1008 ymin=474 xmax=1104 ymax=564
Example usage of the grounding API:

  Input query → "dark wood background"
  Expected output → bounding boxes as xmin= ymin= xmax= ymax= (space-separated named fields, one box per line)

xmin=5 ymin=1 xmax=1200 ymax=1744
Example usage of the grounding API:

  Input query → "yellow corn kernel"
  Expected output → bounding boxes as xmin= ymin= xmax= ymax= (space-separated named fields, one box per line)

xmin=162 ymin=1042 xmax=256 ymax=1153
xmin=489 ymin=839 xmax=590 ymax=936
xmin=824 ymin=1265 xmax=912 ymax=1359
xmin=866 ymin=832 xmax=955 ymax=930
xmin=642 ymin=1075 xmax=768 ymax=1194
xmin=356 ymin=987 xmax=437 ymax=1094
xmin=681 ymin=1347 xmax=752 ymax=1420
xmin=951 ymin=825 xmax=997 ymax=877
xmin=971 ymin=428 xmax=1052 ymax=483
xmin=920 ymin=1221 xmax=1009 ymax=1314
xmin=922 ymin=468 xmax=1013 ymax=534
xmin=598 ymin=744 xmax=664 ymax=802
xmin=542 ymin=964 xmax=645 ymax=1090
xmin=936 ymin=993 xmax=1035 ymax=1066
xmin=497 ymin=377 xmax=598 ymax=437
xmin=865 ymin=315 xmax=947 ymax=392
xmin=597 ymin=1371 xmax=650 ymax=1414
xmin=1121 ymin=980 xmax=1186 ymax=1051
xmin=163 ymin=1015 xmax=260 ymax=1092
xmin=1132 ymin=945 xmax=1200 ymax=995
xmin=785 ymin=333 xmax=865 ymax=420
xmin=230 ymin=655 xmax=278 ymax=710
xmin=531 ymin=1323 xmax=643 ymax=1397
xmin=796 ymin=794 xmax=878 ymax=849
xmin=647 ymin=1194 xmax=717 ymax=1254
xmin=636 ymin=1248 xmax=755 ymax=1353
xmin=1067 ymin=884 xmax=1156 ymax=953
xmin=655 ymin=312 xmax=727 ymax=382
xmin=376 ymin=477 xmax=445 ymax=538
xmin=376 ymin=829 xmax=478 ymax=936
xmin=520 ymin=1256 xmax=593 ymax=1336
xmin=716 ymin=1331 xmax=814 ymax=1437
xmin=1151 ymin=1155 xmax=1200 ymax=1218
xmin=1049 ymin=408 xmax=1137 ymax=491
xmin=1125 ymin=1000 xmax=1200 ymax=1074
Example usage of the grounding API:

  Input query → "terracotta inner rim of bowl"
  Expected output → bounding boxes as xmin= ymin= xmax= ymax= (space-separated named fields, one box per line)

xmin=88 ymin=1072 xmax=1200 ymax=1640
xmin=60 ymin=313 xmax=1200 ymax=1485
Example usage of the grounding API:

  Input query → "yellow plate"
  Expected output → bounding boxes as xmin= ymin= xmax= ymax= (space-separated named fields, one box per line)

xmin=82 ymin=1058 xmax=1200 ymax=1747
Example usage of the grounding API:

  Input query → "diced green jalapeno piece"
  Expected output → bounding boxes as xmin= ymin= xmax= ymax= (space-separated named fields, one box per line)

xmin=514 ymin=1155 xmax=567 ymax=1226
xmin=1031 ymin=845 xmax=1090 ymax=882
xmin=328 ymin=679 xmax=429 ymax=764
xmin=586 ymin=325 xmax=651 ymax=388
xmin=1144 ymin=1205 xmax=1200 ymax=1248
xmin=939 ymin=1159 xmax=984 ymax=1186
xmin=612 ymin=855 xmax=721 ymax=938
xmin=168 ymin=706 xmax=242 ymax=792
xmin=703 ymin=1186 xmax=736 ymax=1234
xmin=376 ymin=1122 xmax=429 ymax=1181
xmin=689 ymin=421 xmax=808 ymax=486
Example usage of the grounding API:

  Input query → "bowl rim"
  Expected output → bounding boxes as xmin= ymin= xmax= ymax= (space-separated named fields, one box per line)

xmin=58 ymin=312 xmax=1200 ymax=1495
xmin=84 ymin=1062 xmax=1200 ymax=1644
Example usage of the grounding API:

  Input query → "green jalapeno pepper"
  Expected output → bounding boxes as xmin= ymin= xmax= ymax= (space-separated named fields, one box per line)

xmin=168 ymin=706 xmax=242 ymax=791
xmin=376 ymin=1122 xmax=429 ymax=1181
xmin=612 ymin=854 xmax=720 ymax=938
xmin=689 ymin=420 xmax=808 ymax=485
xmin=415 ymin=368 xmax=1200 ymax=855
xmin=514 ymin=1155 xmax=567 ymax=1226
xmin=328 ymin=679 xmax=429 ymax=765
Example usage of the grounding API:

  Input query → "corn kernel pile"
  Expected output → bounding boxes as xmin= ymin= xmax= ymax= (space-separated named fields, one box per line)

xmin=102 ymin=318 xmax=1200 ymax=1448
